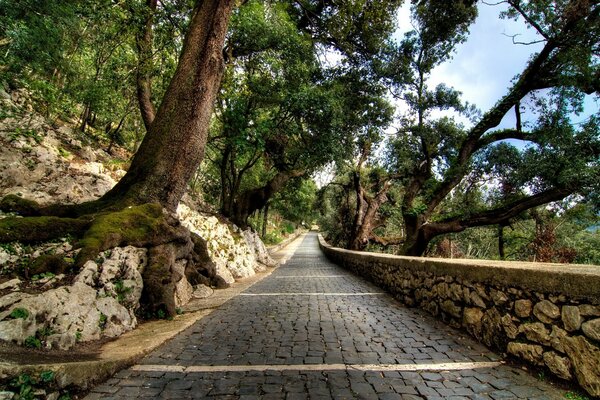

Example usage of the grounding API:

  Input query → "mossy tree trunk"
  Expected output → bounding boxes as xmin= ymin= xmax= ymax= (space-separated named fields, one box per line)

xmin=0 ymin=0 xmax=236 ymax=317
xmin=102 ymin=0 xmax=235 ymax=211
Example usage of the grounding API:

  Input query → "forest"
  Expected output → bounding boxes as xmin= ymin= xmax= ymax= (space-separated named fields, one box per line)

xmin=0 ymin=0 xmax=598 ymax=267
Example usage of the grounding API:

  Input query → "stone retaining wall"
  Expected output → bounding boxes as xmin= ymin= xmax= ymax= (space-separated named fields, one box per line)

xmin=318 ymin=235 xmax=600 ymax=397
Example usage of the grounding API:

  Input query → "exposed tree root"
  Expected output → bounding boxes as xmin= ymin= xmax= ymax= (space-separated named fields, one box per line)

xmin=0 ymin=195 xmax=223 ymax=316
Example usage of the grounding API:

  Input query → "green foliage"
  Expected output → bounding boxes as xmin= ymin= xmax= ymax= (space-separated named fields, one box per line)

xmin=9 ymin=307 xmax=29 ymax=319
xmin=114 ymin=279 xmax=133 ymax=304
xmin=6 ymin=371 xmax=67 ymax=400
xmin=565 ymin=391 xmax=590 ymax=400
xmin=98 ymin=313 xmax=108 ymax=329
xmin=23 ymin=335 xmax=41 ymax=349
xmin=9 ymin=128 xmax=43 ymax=144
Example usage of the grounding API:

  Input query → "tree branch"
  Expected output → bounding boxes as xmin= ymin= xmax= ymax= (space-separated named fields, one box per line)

xmin=424 ymin=187 xmax=574 ymax=239
xmin=136 ymin=0 xmax=158 ymax=131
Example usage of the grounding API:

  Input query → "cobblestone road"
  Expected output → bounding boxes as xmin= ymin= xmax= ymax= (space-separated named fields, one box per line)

xmin=86 ymin=233 xmax=566 ymax=399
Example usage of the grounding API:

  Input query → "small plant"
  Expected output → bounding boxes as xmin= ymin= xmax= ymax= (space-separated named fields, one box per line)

xmin=58 ymin=147 xmax=71 ymax=158
xmin=565 ymin=392 xmax=590 ymax=400
xmin=537 ymin=371 xmax=545 ymax=381
xmin=31 ymin=272 xmax=56 ymax=281
xmin=39 ymin=370 xmax=54 ymax=383
xmin=176 ymin=308 xmax=183 ymax=315
xmin=98 ymin=313 xmax=108 ymax=329
xmin=114 ymin=279 xmax=133 ymax=303
xmin=9 ymin=127 xmax=43 ymax=144
xmin=75 ymin=331 xmax=82 ymax=342
xmin=9 ymin=307 xmax=29 ymax=319
xmin=10 ymin=373 xmax=34 ymax=400
xmin=24 ymin=335 xmax=42 ymax=349
xmin=24 ymin=158 xmax=36 ymax=170
xmin=156 ymin=309 xmax=166 ymax=319
xmin=37 ymin=326 xmax=54 ymax=339
xmin=8 ymin=371 xmax=65 ymax=400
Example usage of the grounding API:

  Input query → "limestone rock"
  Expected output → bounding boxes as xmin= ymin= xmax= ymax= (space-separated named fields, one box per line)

xmin=449 ymin=284 xmax=463 ymax=302
xmin=550 ymin=326 xmax=568 ymax=354
xmin=441 ymin=299 xmax=461 ymax=318
xmin=543 ymin=351 xmax=572 ymax=380
xmin=435 ymin=282 xmax=449 ymax=299
xmin=463 ymin=307 xmax=484 ymax=338
xmin=563 ymin=335 xmax=600 ymax=397
xmin=0 ymin=278 xmax=21 ymax=291
xmin=514 ymin=299 xmax=533 ymax=318
xmin=582 ymin=318 xmax=600 ymax=342
xmin=0 ymin=246 xmax=146 ymax=349
xmin=562 ymin=305 xmax=582 ymax=332
xmin=579 ymin=305 xmax=600 ymax=317
xmin=192 ymin=284 xmax=214 ymax=299
xmin=469 ymin=292 xmax=486 ymax=308
xmin=173 ymin=260 xmax=194 ymax=307
xmin=177 ymin=204 xmax=260 ymax=283
xmin=481 ymin=308 xmax=504 ymax=349
xmin=507 ymin=342 xmax=544 ymax=365
xmin=491 ymin=289 xmax=509 ymax=306
xmin=519 ymin=322 xmax=551 ymax=345
xmin=242 ymin=229 xmax=277 ymax=269
xmin=501 ymin=314 xmax=519 ymax=339
xmin=533 ymin=300 xmax=560 ymax=323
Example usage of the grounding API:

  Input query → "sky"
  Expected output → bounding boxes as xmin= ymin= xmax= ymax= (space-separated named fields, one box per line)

xmin=394 ymin=2 xmax=599 ymax=131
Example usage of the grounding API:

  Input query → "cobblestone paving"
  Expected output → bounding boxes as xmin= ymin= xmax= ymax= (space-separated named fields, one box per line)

xmin=86 ymin=233 xmax=566 ymax=399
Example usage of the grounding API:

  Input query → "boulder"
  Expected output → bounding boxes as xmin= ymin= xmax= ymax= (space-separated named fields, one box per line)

xmin=579 ymin=305 xmax=600 ymax=317
xmin=519 ymin=322 xmax=551 ymax=346
xmin=491 ymin=289 xmax=509 ymax=306
xmin=543 ymin=351 xmax=572 ymax=380
xmin=563 ymin=335 xmax=600 ymax=397
xmin=192 ymin=284 xmax=214 ymax=299
xmin=550 ymin=325 xmax=568 ymax=354
xmin=514 ymin=299 xmax=533 ymax=318
xmin=501 ymin=314 xmax=519 ymax=339
xmin=481 ymin=308 xmax=504 ymax=349
xmin=507 ymin=342 xmax=544 ymax=365
xmin=582 ymin=318 xmax=600 ymax=342
xmin=463 ymin=307 xmax=484 ymax=338
xmin=441 ymin=299 xmax=462 ymax=319
xmin=533 ymin=300 xmax=560 ymax=323
xmin=562 ymin=305 xmax=582 ymax=332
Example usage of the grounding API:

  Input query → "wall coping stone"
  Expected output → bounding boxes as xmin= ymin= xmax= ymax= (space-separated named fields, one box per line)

xmin=318 ymin=235 xmax=600 ymax=304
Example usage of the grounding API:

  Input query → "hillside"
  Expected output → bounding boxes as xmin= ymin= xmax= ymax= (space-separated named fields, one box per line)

xmin=0 ymin=88 xmax=277 ymax=350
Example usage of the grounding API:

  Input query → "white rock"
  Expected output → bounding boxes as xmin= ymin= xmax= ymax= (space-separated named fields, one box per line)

xmin=192 ymin=284 xmax=214 ymax=299
xmin=0 ymin=278 xmax=21 ymax=290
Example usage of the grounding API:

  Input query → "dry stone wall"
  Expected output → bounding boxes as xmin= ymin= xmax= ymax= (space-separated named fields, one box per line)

xmin=319 ymin=235 xmax=600 ymax=397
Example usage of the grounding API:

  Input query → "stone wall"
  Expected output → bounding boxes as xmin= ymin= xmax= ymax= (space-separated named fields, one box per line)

xmin=319 ymin=235 xmax=600 ymax=397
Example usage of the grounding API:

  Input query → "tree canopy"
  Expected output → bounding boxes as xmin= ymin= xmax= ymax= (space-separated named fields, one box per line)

xmin=0 ymin=0 xmax=598 ymax=266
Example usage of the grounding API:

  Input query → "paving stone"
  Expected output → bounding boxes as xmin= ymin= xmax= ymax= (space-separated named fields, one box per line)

xmin=84 ymin=233 xmax=568 ymax=400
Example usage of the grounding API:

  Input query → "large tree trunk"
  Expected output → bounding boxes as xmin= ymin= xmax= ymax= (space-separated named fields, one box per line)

xmin=229 ymin=170 xmax=304 ymax=228
xmin=101 ymin=0 xmax=234 ymax=211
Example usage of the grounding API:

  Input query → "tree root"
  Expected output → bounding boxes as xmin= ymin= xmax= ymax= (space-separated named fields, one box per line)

xmin=0 ymin=195 xmax=224 ymax=316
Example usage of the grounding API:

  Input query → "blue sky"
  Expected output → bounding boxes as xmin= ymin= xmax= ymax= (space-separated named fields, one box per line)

xmin=394 ymin=2 xmax=599 ymax=132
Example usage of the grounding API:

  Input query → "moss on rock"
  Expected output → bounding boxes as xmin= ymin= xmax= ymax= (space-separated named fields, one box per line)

xmin=75 ymin=203 xmax=184 ymax=266
xmin=0 ymin=194 xmax=42 ymax=216
xmin=0 ymin=216 xmax=90 ymax=243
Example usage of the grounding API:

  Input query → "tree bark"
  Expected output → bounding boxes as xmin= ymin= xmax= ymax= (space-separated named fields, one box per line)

xmin=401 ymin=187 xmax=572 ymax=256
xmin=229 ymin=170 xmax=304 ymax=228
xmin=136 ymin=0 xmax=158 ymax=131
xmin=498 ymin=224 xmax=505 ymax=260
xmin=261 ymin=202 xmax=269 ymax=237
xmin=102 ymin=0 xmax=235 ymax=211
